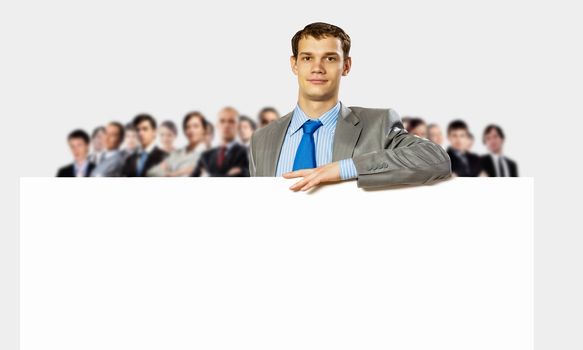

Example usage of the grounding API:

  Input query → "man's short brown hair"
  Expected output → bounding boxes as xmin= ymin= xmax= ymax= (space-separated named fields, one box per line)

xmin=291 ymin=22 xmax=351 ymax=59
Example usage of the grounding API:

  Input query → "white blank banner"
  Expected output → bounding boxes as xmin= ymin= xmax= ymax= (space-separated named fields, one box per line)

xmin=20 ymin=178 xmax=533 ymax=350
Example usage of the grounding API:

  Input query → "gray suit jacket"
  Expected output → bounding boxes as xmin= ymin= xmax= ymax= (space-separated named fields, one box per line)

xmin=248 ymin=102 xmax=452 ymax=188
xmin=90 ymin=150 xmax=125 ymax=177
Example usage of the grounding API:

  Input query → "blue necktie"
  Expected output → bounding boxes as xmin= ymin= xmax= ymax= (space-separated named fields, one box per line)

xmin=292 ymin=119 xmax=323 ymax=171
xmin=137 ymin=151 xmax=148 ymax=176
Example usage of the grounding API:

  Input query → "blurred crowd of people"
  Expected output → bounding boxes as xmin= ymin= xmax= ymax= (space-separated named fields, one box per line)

xmin=56 ymin=107 xmax=518 ymax=178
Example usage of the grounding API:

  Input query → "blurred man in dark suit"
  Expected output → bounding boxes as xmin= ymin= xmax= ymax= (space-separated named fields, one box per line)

xmin=91 ymin=121 xmax=126 ymax=177
xmin=56 ymin=129 xmax=95 ymax=177
xmin=446 ymin=120 xmax=482 ymax=177
xmin=480 ymin=124 xmax=518 ymax=177
xmin=122 ymin=114 xmax=168 ymax=177
xmin=192 ymin=106 xmax=249 ymax=177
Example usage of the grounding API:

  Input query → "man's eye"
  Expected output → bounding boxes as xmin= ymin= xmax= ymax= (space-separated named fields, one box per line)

xmin=302 ymin=57 xmax=311 ymax=61
xmin=327 ymin=57 xmax=336 ymax=61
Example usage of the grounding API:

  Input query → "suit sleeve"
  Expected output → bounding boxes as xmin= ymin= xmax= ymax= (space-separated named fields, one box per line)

xmin=191 ymin=156 xmax=205 ymax=177
xmin=248 ymin=133 xmax=257 ymax=177
xmin=226 ymin=147 xmax=250 ymax=177
xmin=351 ymin=108 xmax=452 ymax=188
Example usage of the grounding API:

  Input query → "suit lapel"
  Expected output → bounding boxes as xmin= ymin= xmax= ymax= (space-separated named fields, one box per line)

xmin=265 ymin=112 xmax=293 ymax=176
xmin=332 ymin=103 xmax=362 ymax=162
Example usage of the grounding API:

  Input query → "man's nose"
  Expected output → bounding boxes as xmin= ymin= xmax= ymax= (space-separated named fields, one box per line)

xmin=311 ymin=59 xmax=325 ymax=73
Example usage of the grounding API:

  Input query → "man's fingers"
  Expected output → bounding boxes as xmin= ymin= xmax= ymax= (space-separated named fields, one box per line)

xmin=290 ymin=171 xmax=320 ymax=191
xmin=283 ymin=169 xmax=313 ymax=179
xmin=300 ymin=178 xmax=320 ymax=191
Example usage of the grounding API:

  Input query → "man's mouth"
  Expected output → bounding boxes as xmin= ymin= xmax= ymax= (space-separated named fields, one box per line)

xmin=307 ymin=79 xmax=328 ymax=85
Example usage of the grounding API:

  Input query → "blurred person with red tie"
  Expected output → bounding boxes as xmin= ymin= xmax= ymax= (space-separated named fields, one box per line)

xmin=480 ymin=124 xmax=518 ymax=177
xmin=191 ymin=106 xmax=249 ymax=177
xmin=56 ymin=129 xmax=95 ymax=177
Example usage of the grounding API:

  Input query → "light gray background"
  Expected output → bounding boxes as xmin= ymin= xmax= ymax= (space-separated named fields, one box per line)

xmin=1 ymin=1 xmax=581 ymax=349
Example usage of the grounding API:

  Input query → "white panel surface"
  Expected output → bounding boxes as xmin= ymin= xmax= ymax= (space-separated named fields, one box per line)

xmin=20 ymin=178 xmax=533 ymax=349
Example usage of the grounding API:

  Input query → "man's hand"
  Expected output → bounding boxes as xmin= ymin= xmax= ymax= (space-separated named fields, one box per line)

xmin=283 ymin=161 xmax=342 ymax=192
xmin=227 ymin=167 xmax=242 ymax=176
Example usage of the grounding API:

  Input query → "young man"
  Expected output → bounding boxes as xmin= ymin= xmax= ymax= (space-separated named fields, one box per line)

xmin=480 ymin=124 xmax=518 ymax=177
xmin=56 ymin=129 xmax=95 ymax=177
xmin=446 ymin=120 xmax=483 ymax=177
xmin=247 ymin=22 xmax=451 ymax=191
xmin=122 ymin=114 xmax=168 ymax=177
xmin=90 ymin=121 xmax=126 ymax=177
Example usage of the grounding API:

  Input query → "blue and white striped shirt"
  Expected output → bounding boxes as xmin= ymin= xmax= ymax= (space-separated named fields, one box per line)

xmin=275 ymin=101 xmax=358 ymax=180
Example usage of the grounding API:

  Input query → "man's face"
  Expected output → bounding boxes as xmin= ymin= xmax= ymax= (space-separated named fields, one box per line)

xmin=218 ymin=109 xmax=238 ymax=142
xmin=428 ymin=126 xmax=443 ymax=145
xmin=260 ymin=111 xmax=278 ymax=128
xmin=238 ymin=120 xmax=254 ymax=142
xmin=185 ymin=117 xmax=205 ymax=144
xmin=448 ymin=129 xmax=468 ymax=151
xmin=411 ymin=123 xmax=428 ymax=138
xmin=124 ymin=129 xmax=139 ymax=151
xmin=291 ymin=35 xmax=351 ymax=102
xmin=105 ymin=124 xmax=122 ymax=151
xmin=136 ymin=121 xmax=156 ymax=148
xmin=92 ymin=129 xmax=106 ymax=152
xmin=69 ymin=138 xmax=89 ymax=162
xmin=484 ymin=130 xmax=504 ymax=153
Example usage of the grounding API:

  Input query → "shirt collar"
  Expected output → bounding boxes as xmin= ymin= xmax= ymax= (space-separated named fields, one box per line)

xmin=222 ymin=139 xmax=238 ymax=150
xmin=140 ymin=142 xmax=156 ymax=154
xmin=74 ymin=160 xmax=88 ymax=173
xmin=288 ymin=101 xmax=341 ymax=136
xmin=104 ymin=150 xmax=119 ymax=159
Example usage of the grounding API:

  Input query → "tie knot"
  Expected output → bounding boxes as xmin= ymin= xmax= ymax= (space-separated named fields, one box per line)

xmin=302 ymin=119 xmax=322 ymax=135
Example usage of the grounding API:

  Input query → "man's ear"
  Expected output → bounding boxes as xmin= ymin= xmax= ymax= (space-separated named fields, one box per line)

xmin=342 ymin=56 xmax=352 ymax=76
xmin=290 ymin=55 xmax=298 ymax=75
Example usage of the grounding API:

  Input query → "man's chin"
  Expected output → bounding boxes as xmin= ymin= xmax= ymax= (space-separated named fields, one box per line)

xmin=303 ymin=90 xmax=335 ymax=102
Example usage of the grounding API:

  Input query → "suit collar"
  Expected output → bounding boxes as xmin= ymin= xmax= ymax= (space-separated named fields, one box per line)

xmin=331 ymin=102 xmax=362 ymax=162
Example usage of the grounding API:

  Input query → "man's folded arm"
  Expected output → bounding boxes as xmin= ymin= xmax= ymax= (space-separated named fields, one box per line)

xmin=349 ymin=108 xmax=452 ymax=188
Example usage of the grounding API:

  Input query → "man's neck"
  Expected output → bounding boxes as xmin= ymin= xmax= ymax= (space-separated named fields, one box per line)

xmin=141 ymin=141 xmax=154 ymax=151
xmin=75 ymin=158 xmax=87 ymax=167
xmin=221 ymin=138 xmax=235 ymax=146
xmin=297 ymin=96 xmax=339 ymax=119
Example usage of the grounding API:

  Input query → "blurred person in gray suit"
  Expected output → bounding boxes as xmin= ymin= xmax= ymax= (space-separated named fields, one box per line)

xmin=88 ymin=126 xmax=106 ymax=165
xmin=90 ymin=121 xmax=126 ymax=177
xmin=248 ymin=22 xmax=451 ymax=190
